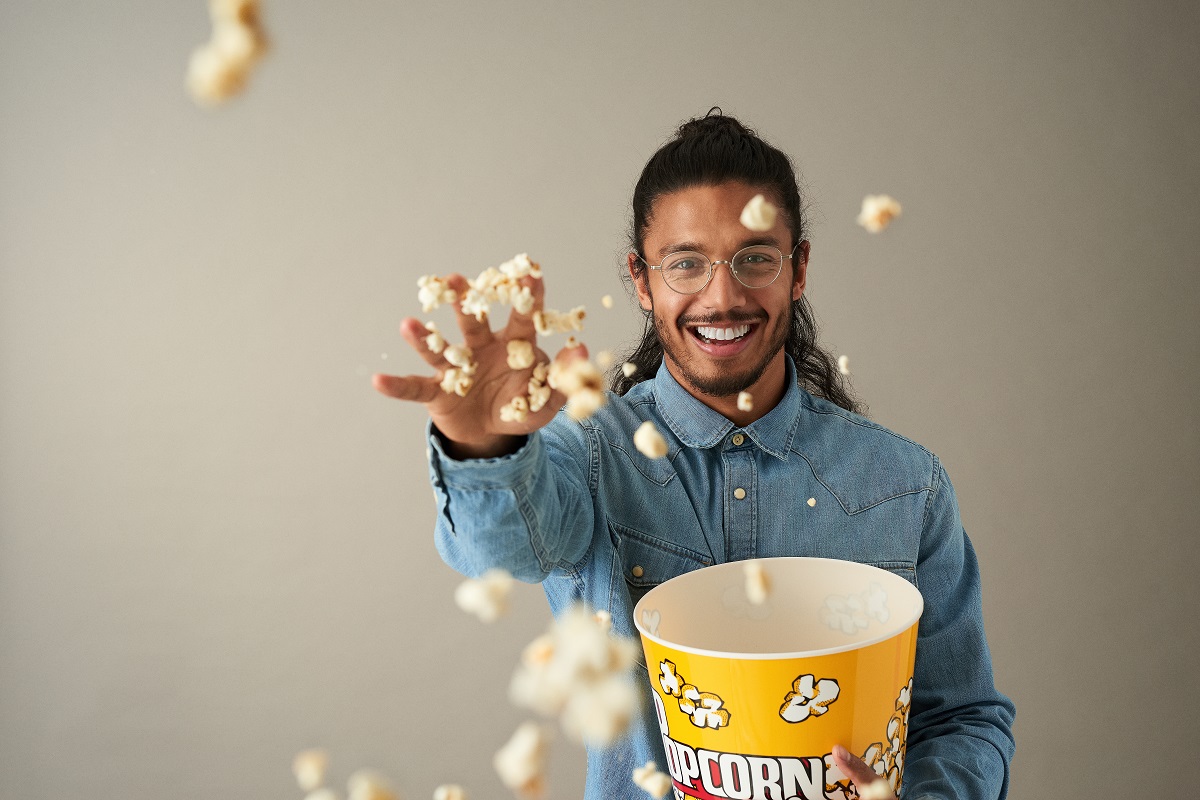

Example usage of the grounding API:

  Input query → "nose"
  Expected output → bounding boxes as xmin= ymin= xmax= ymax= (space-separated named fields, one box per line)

xmin=699 ymin=260 xmax=748 ymax=307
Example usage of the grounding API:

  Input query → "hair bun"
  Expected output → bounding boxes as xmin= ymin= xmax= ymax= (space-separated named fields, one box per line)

xmin=675 ymin=107 xmax=756 ymax=140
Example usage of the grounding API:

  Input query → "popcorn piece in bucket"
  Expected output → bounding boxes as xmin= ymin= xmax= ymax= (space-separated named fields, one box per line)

xmin=743 ymin=560 xmax=769 ymax=605
xmin=346 ymin=770 xmax=398 ymax=800
xmin=423 ymin=322 xmax=446 ymax=354
xmin=632 ymin=761 xmax=672 ymax=799
xmin=453 ymin=568 xmax=515 ymax=623
xmin=433 ymin=785 xmax=467 ymax=800
xmin=857 ymin=195 xmax=902 ymax=233
xmin=737 ymin=391 xmax=753 ymax=412
xmin=500 ymin=395 xmax=530 ymax=423
xmin=807 ymin=497 xmax=817 ymax=507
xmin=533 ymin=306 xmax=586 ymax=336
xmin=859 ymin=779 xmax=893 ymax=800
xmin=739 ymin=193 xmax=778 ymax=232
xmin=621 ymin=362 xmax=638 ymax=378
xmin=601 ymin=294 xmax=614 ymax=309
xmin=186 ymin=0 xmax=269 ymax=107
xmin=293 ymin=748 xmax=329 ymax=792
xmin=507 ymin=339 xmax=535 ymax=370
xmin=633 ymin=421 xmax=668 ymax=459
xmin=837 ymin=354 xmax=850 ymax=375
xmin=493 ymin=722 xmax=549 ymax=799
xmin=417 ymin=275 xmax=458 ymax=313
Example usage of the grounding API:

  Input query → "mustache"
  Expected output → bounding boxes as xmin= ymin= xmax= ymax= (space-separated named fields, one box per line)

xmin=678 ymin=309 xmax=767 ymax=327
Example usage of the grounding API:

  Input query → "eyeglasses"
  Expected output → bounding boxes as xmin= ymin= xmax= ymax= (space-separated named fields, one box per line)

xmin=638 ymin=242 xmax=801 ymax=295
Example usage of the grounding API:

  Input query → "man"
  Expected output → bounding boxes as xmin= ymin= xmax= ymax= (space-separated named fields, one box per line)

xmin=374 ymin=111 xmax=1015 ymax=799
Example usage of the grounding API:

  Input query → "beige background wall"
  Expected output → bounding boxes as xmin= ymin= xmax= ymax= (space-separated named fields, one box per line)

xmin=2 ymin=1 xmax=1197 ymax=797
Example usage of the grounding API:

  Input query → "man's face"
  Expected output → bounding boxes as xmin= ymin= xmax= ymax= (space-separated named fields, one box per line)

xmin=628 ymin=181 xmax=808 ymax=401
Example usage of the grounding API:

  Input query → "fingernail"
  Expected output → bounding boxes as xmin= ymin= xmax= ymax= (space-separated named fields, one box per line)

xmin=833 ymin=744 xmax=849 ymax=760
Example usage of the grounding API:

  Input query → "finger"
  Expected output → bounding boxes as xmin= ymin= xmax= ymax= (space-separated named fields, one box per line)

xmin=831 ymin=745 xmax=892 ymax=799
xmin=372 ymin=372 xmax=443 ymax=404
xmin=501 ymin=274 xmax=542 ymax=341
xmin=447 ymin=273 xmax=495 ymax=350
xmin=399 ymin=317 xmax=450 ymax=369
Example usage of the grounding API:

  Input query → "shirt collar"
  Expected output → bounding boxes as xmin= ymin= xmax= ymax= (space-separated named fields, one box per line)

xmin=651 ymin=357 xmax=801 ymax=461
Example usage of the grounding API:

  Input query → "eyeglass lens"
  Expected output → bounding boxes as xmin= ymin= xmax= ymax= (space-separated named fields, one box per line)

xmin=660 ymin=246 xmax=783 ymax=293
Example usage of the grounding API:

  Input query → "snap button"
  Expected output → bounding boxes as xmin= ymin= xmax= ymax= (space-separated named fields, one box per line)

xmin=734 ymin=487 xmax=747 ymax=500
xmin=631 ymin=565 xmax=644 ymax=578
xmin=731 ymin=433 xmax=745 ymax=446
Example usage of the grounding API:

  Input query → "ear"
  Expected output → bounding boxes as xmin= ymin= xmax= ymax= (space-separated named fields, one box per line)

xmin=628 ymin=252 xmax=653 ymax=312
xmin=791 ymin=240 xmax=810 ymax=301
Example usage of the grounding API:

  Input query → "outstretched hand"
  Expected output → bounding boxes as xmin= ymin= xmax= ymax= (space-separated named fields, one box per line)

xmin=832 ymin=744 xmax=896 ymax=800
xmin=372 ymin=273 xmax=585 ymax=459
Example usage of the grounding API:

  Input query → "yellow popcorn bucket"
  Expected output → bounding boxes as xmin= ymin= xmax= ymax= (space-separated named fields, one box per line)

xmin=633 ymin=557 xmax=922 ymax=800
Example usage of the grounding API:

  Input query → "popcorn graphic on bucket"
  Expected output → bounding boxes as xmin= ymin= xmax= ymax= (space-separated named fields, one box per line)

xmin=634 ymin=558 xmax=923 ymax=800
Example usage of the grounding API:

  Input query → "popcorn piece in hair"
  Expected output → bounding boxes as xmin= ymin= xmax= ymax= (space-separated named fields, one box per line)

xmin=533 ymin=306 xmax=586 ymax=336
xmin=601 ymin=294 xmax=614 ymax=309
xmin=633 ymin=421 xmax=668 ymax=459
xmin=433 ymin=785 xmax=467 ymax=800
xmin=595 ymin=350 xmax=615 ymax=369
xmin=293 ymin=749 xmax=329 ymax=792
xmin=417 ymin=275 xmax=458 ymax=313
xmin=807 ymin=497 xmax=817 ymax=507
xmin=439 ymin=368 xmax=473 ymax=397
xmin=493 ymin=722 xmax=549 ymax=799
xmin=454 ymin=568 xmax=515 ymax=623
xmin=186 ymin=0 xmax=268 ymax=106
xmin=632 ymin=762 xmax=673 ymax=799
xmin=739 ymin=193 xmax=778 ymax=232
xmin=621 ymin=362 xmax=638 ymax=378
xmin=500 ymin=395 xmax=530 ymax=423
xmin=837 ymin=355 xmax=850 ymax=375
xmin=737 ymin=391 xmax=753 ymax=412
xmin=743 ymin=560 xmax=769 ymax=605
xmin=857 ymin=195 xmax=902 ymax=233
xmin=423 ymin=321 xmax=446 ymax=354
xmin=346 ymin=770 xmax=398 ymax=800
xmin=859 ymin=779 xmax=893 ymax=800
xmin=507 ymin=339 xmax=536 ymax=370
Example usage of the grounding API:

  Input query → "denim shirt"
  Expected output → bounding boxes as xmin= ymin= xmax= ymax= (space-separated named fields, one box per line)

xmin=427 ymin=358 xmax=1015 ymax=800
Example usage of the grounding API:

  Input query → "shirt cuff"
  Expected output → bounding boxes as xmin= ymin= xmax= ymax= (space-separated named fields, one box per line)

xmin=426 ymin=419 xmax=541 ymax=489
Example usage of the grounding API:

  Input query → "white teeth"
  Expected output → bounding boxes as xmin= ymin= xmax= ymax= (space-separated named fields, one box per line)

xmin=695 ymin=324 xmax=751 ymax=341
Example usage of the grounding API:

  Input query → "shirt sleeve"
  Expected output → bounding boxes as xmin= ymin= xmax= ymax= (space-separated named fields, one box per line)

xmin=901 ymin=461 xmax=1016 ymax=800
xmin=426 ymin=417 xmax=596 ymax=582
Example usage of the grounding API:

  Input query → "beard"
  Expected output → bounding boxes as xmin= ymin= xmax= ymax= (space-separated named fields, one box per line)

xmin=652 ymin=303 xmax=792 ymax=398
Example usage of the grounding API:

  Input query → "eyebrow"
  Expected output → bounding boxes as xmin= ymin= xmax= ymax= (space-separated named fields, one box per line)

xmin=657 ymin=236 xmax=783 ymax=258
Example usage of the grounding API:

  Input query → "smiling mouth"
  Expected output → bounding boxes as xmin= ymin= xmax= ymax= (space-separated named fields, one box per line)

xmin=690 ymin=323 xmax=754 ymax=343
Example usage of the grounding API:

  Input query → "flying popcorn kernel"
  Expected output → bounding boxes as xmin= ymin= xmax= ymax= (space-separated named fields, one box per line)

xmin=737 ymin=391 xmax=753 ymax=412
xmin=807 ymin=497 xmax=817 ymax=507
xmin=186 ymin=0 xmax=269 ymax=106
xmin=443 ymin=343 xmax=475 ymax=372
xmin=498 ymin=252 xmax=542 ymax=280
xmin=293 ymin=749 xmax=329 ymax=792
xmin=346 ymin=769 xmax=398 ymax=800
xmin=621 ymin=362 xmax=638 ymax=378
xmin=500 ymin=395 xmax=530 ymax=423
xmin=549 ymin=358 xmax=607 ymax=421
xmin=424 ymin=321 xmax=446 ymax=354
xmin=417 ymin=275 xmax=458 ymax=313
xmin=533 ymin=306 xmax=586 ymax=336
xmin=527 ymin=362 xmax=552 ymax=413
xmin=560 ymin=674 xmax=640 ymax=745
xmin=601 ymin=294 xmax=614 ymax=309
xmin=521 ymin=634 xmax=556 ymax=667
xmin=743 ymin=560 xmax=769 ymax=605
xmin=304 ymin=789 xmax=339 ymax=800
xmin=739 ymin=193 xmax=778 ymax=232
xmin=595 ymin=350 xmax=615 ymax=369
xmin=454 ymin=568 xmax=515 ymax=623
xmin=439 ymin=368 xmax=473 ymax=397
xmin=507 ymin=339 xmax=535 ymax=370
xmin=493 ymin=722 xmax=550 ymax=799
xmin=857 ymin=195 xmax=902 ymax=233
xmin=433 ymin=785 xmax=467 ymax=800
xmin=634 ymin=421 xmax=668 ymax=459
xmin=593 ymin=609 xmax=612 ymax=630
xmin=632 ymin=762 xmax=672 ymax=799
xmin=837 ymin=354 xmax=850 ymax=375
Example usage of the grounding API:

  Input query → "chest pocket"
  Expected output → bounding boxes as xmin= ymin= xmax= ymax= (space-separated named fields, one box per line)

xmin=610 ymin=520 xmax=712 ymax=610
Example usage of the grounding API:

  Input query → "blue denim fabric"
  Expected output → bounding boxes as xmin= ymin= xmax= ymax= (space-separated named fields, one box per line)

xmin=427 ymin=358 xmax=1015 ymax=800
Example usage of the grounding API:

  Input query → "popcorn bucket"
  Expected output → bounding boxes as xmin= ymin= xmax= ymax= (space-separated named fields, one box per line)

xmin=633 ymin=558 xmax=922 ymax=800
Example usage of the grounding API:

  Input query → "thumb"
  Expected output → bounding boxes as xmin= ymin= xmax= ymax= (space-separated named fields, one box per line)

xmin=832 ymin=744 xmax=893 ymax=799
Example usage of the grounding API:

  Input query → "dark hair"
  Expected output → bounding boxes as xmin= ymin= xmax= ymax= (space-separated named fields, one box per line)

xmin=613 ymin=108 xmax=864 ymax=415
